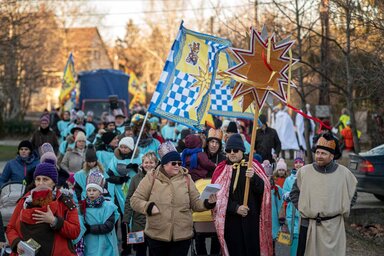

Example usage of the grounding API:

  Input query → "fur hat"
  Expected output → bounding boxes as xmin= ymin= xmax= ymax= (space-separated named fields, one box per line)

xmin=158 ymin=141 xmax=181 ymax=165
xmin=18 ymin=140 xmax=33 ymax=152
xmin=119 ymin=136 xmax=135 ymax=150
xmin=85 ymin=144 xmax=97 ymax=162
xmin=86 ymin=171 xmax=105 ymax=193
xmin=276 ymin=158 xmax=287 ymax=170
xmin=225 ymin=134 xmax=245 ymax=152
xmin=75 ymin=131 xmax=87 ymax=142
xmin=226 ymin=121 xmax=238 ymax=133
xmin=34 ymin=162 xmax=58 ymax=184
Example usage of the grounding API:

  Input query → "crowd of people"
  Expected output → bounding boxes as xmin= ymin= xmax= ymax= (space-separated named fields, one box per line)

xmin=0 ymin=106 xmax=358 ymax=256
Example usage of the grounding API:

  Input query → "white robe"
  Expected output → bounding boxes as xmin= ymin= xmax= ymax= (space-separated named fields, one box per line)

xmin=297 ymin=164 xmax=357 ymax=256
xmin=272 ymin=110 xmax=299 ymax=150
xmin=295 ymin=111 xmax=316 ymax=150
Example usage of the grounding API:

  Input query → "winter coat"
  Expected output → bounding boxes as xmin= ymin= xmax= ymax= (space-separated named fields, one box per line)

xmin=107 ymin=148 xmax=142 ymax=213
xmin=6 ymin=189 xmax=80 ymax=256
xmin=130 ymin=166 xmax=215 ymax=242
xmin=60 ymin=147 xmax=85 ymax=173
xmin=255 ymin=126 xmax=281 ymax=163
xmin=0 ymin=153 xmax=39 ymax=188
xmin=31 ymin=127 xmax=59 ymax=155
xmin=123 ymin=167 xmax=147 ymax=232
xmin=183 ymin=135 xmax=216 ymax=181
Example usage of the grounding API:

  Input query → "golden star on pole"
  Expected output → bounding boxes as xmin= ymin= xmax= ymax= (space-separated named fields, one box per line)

xmin=225 ymin=26 xmax=298 ymax=109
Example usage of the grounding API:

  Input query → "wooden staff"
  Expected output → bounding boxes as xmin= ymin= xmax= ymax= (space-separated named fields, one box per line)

xmin=243 ymin=106 xmax=259 ymax=206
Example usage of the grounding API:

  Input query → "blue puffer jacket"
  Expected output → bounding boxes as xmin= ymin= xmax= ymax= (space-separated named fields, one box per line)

xmin=0 ymin=153 xmax=39 ymax=188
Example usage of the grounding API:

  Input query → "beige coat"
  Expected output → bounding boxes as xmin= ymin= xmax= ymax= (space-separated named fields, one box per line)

xmin=130 ymin=166 xmax=208 ymax=242
xmin=297 ymin=164 xmax=357 ymax=256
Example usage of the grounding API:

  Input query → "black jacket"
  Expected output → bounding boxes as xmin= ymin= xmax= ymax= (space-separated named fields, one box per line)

xmin=254 ymin=126 xmax=281 ymax=163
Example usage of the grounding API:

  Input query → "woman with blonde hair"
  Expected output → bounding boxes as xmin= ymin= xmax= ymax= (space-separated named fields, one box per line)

xmin=123 ymin=151 xmax=159 ymax=256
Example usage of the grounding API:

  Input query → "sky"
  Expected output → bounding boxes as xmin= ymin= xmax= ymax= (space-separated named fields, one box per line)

xmin=81 ymin=0 xmax=252 ymax=44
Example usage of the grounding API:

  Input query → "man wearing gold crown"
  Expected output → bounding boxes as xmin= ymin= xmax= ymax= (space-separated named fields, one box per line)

xmin=212 ymin=134 xmax=272 ymax=256
xmin=290 ymin=132 xmax=357 ymax=256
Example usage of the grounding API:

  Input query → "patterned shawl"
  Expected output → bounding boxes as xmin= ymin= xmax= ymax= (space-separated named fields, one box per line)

xmin=212 ymin=160 xmax=273 ymax=256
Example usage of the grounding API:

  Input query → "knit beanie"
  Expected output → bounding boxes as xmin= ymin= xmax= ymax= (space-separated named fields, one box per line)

xmin=75 ymin=131 xmax=87 ymax=142
xmin=276 ymin=158 xmax=287 ymax=170
xmin=262 ymin=160 xmax=273 ymax=176
xmin=40 ymin=115 xmax=50 ymax=124
xmin=259 ymin=114 xmax=267 ymax=125
xmin=40 ymin=152 xmax=57 ymax=166
xmin=225 ymin=134 xmax=245 ymax=152
xmin=102 ymin=131 xmax=117 ymax=145
xmin=226 ymin=121 xmax=238 ymax=133
xmin=76 ymin=111 xmax=85 ymax=120
xmin=158 ymin=141 xmax=181 ymax=165
xmin=85 ymin=144 xmax=97 ymax=162
xmin=18 ymin=140 xmax=33 ymax=152
xmin=180 ymin=129 xmax=192 ymax=140
xmin=294 ymin=151 xmax=305 ymax=164
xmin=119 ymin=136 xmax=135 ymax=150
xmin=40 ymin=143 xmax=54 ymax=155
xmin=34 ymin=162 xmax=58 ymax=184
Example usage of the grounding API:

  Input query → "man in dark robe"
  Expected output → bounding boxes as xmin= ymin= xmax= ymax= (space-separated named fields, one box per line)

xmin=212 ymin=134 xmax=272 ymax=256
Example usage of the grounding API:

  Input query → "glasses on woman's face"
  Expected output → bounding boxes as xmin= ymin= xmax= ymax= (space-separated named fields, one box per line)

xmin=170 ymin=161 xmax=182 ymax=166
xmin=225 ymin=148 xmax=240 ymax=154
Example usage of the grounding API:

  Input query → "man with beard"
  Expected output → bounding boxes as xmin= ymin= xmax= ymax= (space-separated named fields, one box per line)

xmin=290 ymin=132 xmax=357 ymax=256
xmin=212 ymin=134 xmax=272 ymax=256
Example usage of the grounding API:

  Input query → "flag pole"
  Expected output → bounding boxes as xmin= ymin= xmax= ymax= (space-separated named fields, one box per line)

xmin=243 ymin=105 xmax=259 ymax=206
xmin=130 ymin=112 xmax=149 ymax=163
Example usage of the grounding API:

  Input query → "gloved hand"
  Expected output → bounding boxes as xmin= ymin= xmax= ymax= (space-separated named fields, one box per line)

xmin=120 ymin=176 xmax=130 ymax=183
xmin=282 ymin=192 xmax=291 ymax=202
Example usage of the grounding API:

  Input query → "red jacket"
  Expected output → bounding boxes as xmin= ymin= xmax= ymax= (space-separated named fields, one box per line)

xmin=341 ymin=126 xmax=354 ymax=150
xmin=6 ymin=190 xmax=80 ymax=256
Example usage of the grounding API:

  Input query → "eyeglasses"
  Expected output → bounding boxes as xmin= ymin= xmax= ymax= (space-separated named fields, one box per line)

xmin=225 ymin=148 xmax=240 ymax=154
xmin=170 ymin=161 xmax=182 ymax=166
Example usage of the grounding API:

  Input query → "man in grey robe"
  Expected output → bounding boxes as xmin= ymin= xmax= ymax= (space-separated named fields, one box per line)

xmin=290 ymin=132 xmax=357 ymax=256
